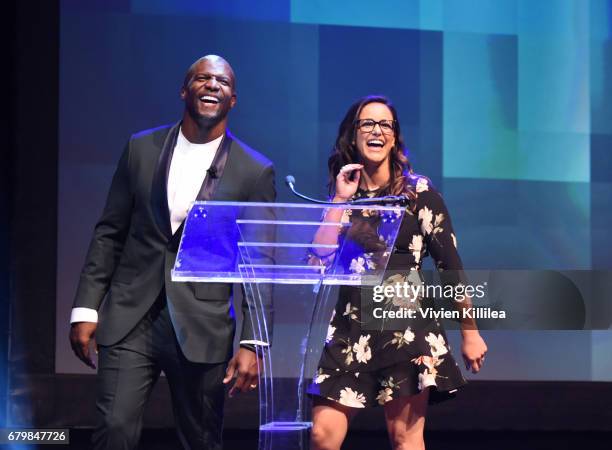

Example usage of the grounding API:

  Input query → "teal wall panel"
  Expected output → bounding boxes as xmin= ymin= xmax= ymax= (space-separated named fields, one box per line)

xmin=290 ymin=0 xmax=421 ymax=29
xmin=443 ymin=0 xmax=517 ymax=34
xmin=443 ymin=32 xmax=518 ymax=179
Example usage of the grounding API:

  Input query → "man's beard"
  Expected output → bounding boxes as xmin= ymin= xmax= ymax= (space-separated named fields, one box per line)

xmin=189 ymin=104 xmax=226 ymax=127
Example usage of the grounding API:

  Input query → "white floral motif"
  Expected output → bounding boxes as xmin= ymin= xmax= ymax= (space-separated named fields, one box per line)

xmin=338 ymin=387 xmax=366 ymax=408
xmin=385 ymin=327 xmax=416 ymax=349
xmin=314 ymin=368 xmax=330 ymax=384
xmin=341 ymin=341 xmax=354 ymax=365
xmin=361 ymin=209 xmax=377 ymax=218
xmin=349 ymin=257 xmax=366 ymax=274
xmin=364 ymin=253 xmax=377 ymax=270
xmin=418 ymin=370 xmax=438 ymax=391
xmin=451 ymin=233 xmax=457 ymax=249
xmin=384 ymin=273 xmax=404 ymax=285
xmin=343 ymin=302 xmax=358 ymax=321
xmin=326 ymin=324 xmax=336 ymax=344
xmin=402 ymin=328 xmax=416 ymax=345
xmin=412 ymin=355 xmax=444 ymax=373
xmin=419 ymin=206 xmax=434 ymax=235
xmin=416 ymin=177 xmax=429 ymax=193
xmin=315 ymin=374 xmax=330 ymax=384
xmin=424 ymin=356 xmax=444 ymax=371
xmin=340 ymin=208 xmax=352 ymax=224
xmin=408 ymin=234 xmax=424 ymax=264
xmin=433 ymin=213 xmax=445 ymax=235
xmin=353 ymin=335 xmax=372 ymax=364
xmin=376 ymin=387 xmax=394 ymax=405
xmin=425 ymin=333 xmax=449 ymax=357
xmin=380 ymin=274 xmax=405 ymax=305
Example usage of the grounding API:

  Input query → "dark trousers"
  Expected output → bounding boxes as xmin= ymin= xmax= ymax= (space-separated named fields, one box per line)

xmin=92 ymin=295 xmax=226 ymax=450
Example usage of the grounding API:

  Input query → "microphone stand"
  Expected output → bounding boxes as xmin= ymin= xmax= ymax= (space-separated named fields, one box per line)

xmin=284 ymin=175 xmax=410 ymax=207
xmin=286 ymin=173 xmax=407 ymax=424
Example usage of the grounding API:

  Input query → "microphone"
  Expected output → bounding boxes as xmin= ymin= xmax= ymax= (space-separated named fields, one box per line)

xmin=285 ymin=175 xmax=409 ymax=207
xmin=351 ymin=195 xmax=410 ymax=207
xmin=207 ymin=166 xmax=218 ymax=179
xmin=285 ymin=175 xmax=336 ymax=204
xmin=285 ymin=175 xmax=296 ymax=189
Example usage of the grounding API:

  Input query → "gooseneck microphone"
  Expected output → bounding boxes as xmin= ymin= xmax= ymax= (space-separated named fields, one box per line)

xmin=285 ymin=175 xmax=337 ymax=204
xmin=285 ymin=175 xmax=410 ymax=207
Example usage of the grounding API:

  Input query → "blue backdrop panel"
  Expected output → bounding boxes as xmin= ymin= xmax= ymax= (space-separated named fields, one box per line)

xmin=56 ymin=0 xmax=612 ymax=382
xmin=318 ymin=25 xmax=443 ymax=184
xmin=131 ymin=0 xmax=290 ymax=22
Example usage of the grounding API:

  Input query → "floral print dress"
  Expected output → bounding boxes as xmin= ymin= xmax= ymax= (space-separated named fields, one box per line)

xmin=307 ymin=176 xmax=467 ymax=408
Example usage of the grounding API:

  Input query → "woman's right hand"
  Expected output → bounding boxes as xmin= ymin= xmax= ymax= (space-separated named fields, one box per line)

xmin=334 ymin=164 xmax=363 ymax=202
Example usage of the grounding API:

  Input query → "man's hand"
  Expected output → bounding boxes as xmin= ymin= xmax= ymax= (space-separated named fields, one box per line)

xmin=222 ymin=347 xmax=261 ymax=397
xmin=69 ymin=322 xmax=98 ymax=369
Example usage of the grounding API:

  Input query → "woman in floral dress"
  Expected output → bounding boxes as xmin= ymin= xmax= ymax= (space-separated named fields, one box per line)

xmin=307 ymin=96 xmax=488 ymax=450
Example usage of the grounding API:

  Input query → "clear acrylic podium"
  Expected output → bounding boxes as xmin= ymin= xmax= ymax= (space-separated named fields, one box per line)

xmin=172 ymin=201 xmax=405 ymax=450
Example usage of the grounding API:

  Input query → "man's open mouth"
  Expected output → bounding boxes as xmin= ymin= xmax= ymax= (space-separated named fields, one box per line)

xmin=199 ymin=95 xmax=220 ymax=104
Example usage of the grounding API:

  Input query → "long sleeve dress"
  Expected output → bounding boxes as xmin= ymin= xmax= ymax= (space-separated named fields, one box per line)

xmin=307 ymin=176 xmax=467 ymax=408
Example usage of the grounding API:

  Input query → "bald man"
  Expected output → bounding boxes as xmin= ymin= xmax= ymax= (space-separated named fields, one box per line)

xmin=69 ymin=55 xmax=275 ymax=450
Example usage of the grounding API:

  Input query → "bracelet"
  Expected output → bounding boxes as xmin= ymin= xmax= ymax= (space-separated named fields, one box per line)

xmin=308 ymin=247 xmax=338 ymax=259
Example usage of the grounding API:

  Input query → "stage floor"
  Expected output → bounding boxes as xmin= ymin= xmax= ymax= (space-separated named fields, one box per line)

xmin=67 ymin=429 xmax=612 ymax=449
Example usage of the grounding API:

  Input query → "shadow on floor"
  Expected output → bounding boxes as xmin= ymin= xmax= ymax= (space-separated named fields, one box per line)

xmin=66 ymin=428 xmax=612 ymax=450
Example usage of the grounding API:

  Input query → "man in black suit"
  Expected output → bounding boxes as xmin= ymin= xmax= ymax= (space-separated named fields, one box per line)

xmin=69 ymin=55 xmax=275 ymax=450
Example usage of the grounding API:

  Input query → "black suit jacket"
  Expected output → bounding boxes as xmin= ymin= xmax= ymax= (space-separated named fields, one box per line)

xmin=73 ymin=122 xmax=276 ymax=363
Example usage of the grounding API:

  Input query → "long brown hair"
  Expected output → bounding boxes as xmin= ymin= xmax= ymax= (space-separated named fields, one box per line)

xmin=327 ymin=96 xmax=415 ymax=200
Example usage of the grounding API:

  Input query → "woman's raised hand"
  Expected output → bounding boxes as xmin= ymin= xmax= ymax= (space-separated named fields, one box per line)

xmin=334 ymin=164 xmax=363 ymax=202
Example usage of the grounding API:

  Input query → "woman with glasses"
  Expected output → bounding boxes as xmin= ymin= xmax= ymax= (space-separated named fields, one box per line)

xmin=307 ymin=95 xmax=487 ymax=450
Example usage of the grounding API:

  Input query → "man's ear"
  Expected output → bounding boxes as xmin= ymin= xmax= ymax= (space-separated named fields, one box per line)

xmin=230 ymin=93 xmax=237 ymax=109
xmin=180 ymin=86 xmax=186 ymax=100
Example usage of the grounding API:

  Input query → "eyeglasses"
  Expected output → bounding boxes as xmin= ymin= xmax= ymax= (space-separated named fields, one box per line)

xmin=354 ymin=119 xmax=396 ymax=135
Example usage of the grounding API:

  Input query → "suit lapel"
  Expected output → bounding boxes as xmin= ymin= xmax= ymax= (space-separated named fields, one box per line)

xmin=167 ymin=129 xmax=235 ymax=245
xmin=195 ymin=130 xmax=234 ymax=201
xmin=151 ymin=122 xmax=181 ymax=239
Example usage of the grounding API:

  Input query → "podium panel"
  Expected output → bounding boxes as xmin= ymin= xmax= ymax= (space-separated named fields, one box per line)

xmin=173 ymin=201 xmax=404 ymax=450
